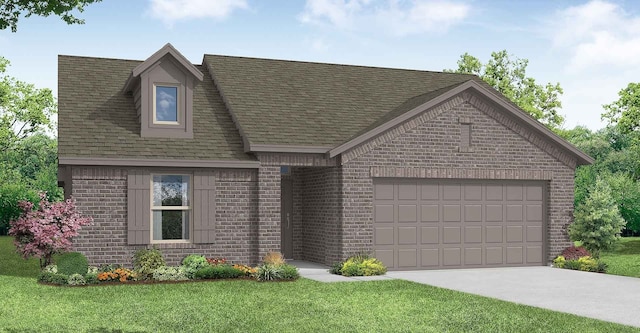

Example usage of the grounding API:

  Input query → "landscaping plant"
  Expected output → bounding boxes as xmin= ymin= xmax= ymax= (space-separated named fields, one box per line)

xmin=152 ymin=266 xmax=188 ymax=281
xmin=331 ymin=254 xmax=387 ymax=276
xmin=133 ymin=247 xmax=166 ymax=279
xmin=195 ymin=265 xmax=243 ymax=280
xmin=570 ymin=177 xmax=626 ymax=257
xmin=560 ymin=245 xmax=591 ymax=260
xmin=182 ymin=254 xmax=209 ymax=279
xmin=56 ymin=252 xmax=89 ymax=276
xmin=8 ymin=193 xmax=92 ymax=268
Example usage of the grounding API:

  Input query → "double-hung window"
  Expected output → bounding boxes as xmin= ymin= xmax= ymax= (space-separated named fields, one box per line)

xmin=151 ymin=175 xmax=191 ymax=242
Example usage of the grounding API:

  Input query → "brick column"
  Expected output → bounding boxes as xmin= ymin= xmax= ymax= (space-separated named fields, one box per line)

xmin=257 ymin=166 xmax=281 ymax=261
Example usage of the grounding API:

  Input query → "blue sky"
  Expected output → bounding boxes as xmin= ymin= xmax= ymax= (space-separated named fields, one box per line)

xmin=1 ymin=0 xmax=639 ymax=130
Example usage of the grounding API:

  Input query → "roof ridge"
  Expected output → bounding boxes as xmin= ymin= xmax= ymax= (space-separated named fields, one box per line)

xmin=203 ymin=53 xmax=477 ymax=77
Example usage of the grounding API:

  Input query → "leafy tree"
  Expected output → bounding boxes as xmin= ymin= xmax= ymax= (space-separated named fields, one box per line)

xmin=446 ymin=50 xmax=564 ymax=129
xmin=0 ymin=0 xmax=101 ymax=32
xmin=0 ymin=57 xmax=56 ymax=151
xmin=570 ymin=177 xmax=626 ymax=257
xmin=606 ymin=173 xmax=640 ymax=235
xmin=8 ymin=193 xmax=91 ymax=268
xmin=602 ymin=82 xmax=640 ymax=134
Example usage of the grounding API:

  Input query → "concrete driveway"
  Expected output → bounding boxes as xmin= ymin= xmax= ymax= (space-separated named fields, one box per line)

xmin=387 ymin=267 xmax=640 ymax=328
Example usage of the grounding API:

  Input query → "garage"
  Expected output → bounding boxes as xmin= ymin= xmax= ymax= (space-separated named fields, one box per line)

xmin=373 ymin=179 xmax=545 ymax=270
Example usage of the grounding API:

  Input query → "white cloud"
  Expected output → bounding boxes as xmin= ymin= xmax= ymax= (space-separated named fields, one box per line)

xmin=299 ymin=0 xmax=470 ymax=36
xmin=148 ymin=0 xmax=248 ymax=27
xmin=550 ymin=0 xmax=640 ymax=71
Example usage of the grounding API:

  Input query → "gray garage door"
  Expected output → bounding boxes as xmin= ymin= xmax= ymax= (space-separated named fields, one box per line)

xmin=373 ymin=179 xmax=545 ymax=270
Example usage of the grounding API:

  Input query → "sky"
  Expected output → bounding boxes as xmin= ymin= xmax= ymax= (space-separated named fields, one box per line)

xmin=1 ymin=0 xmax=640 ymax=131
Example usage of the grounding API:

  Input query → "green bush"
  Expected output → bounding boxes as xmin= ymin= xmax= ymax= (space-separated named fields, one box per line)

xmin=194 ymin=264 xmax=243 ymax=279
xmin=0 ymin=181 xmax=39 ymax=235
xmin=133 ymin=247 xmax=166 ymax=279
xmin=38 ymin=272 xmax=69 ymax=285
xmin=56 ymin=252 xmax=89 ymax=276
xmin=84 ymin=273 xmax=99 ymax=285
xmin=182 ymin=254 xmax=209 ymax=279
xmin=279 ymin=263 xmax=299 ymax=280
xmin=67 ymin=273 xmax=86 ymax=286
xmin=152 ymin=266 xmax=188 ymax=281
xmin=339 ymin=255 xmax=387 ymax=277
xmin=254 ymin=264 xmax=283 ymax=281
xmin=553 ymin=255 xmax=607 ymax=273
xmin=570 ymin=177 xmax=626 ymax=257
xmin=43 ymin=264 xmax=58 ymax=273
xmin=329 ymin=261 xmax=344 ymax=275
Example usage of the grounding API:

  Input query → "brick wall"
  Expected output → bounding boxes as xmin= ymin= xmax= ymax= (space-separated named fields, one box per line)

xmin=341 ymin=98 xmax=576 ymax=262
xmin=292 ymin=167 xmax=342 ymax=265
xmin=71 ymin=167 xmax=259 ymax=266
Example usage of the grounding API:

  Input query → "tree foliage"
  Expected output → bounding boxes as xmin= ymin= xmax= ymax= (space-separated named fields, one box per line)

xmin=602 ymin=82 xmax=640 ymax=134
xmin=8 ymin=193 xmax=92 ymax=268
xmin=0 ymin=57 xmax=56 ymax=151
xmin=0 ymin=0 xmax=101 ymax=32
xmin=446 ymin=50 xmax=564 ymax=129
xmin=570 ymin=177 xmax=626 ymax=257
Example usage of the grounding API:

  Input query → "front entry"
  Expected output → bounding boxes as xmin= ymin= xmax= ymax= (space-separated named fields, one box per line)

xmin=281 ymin=175 xmax=293 ymax=259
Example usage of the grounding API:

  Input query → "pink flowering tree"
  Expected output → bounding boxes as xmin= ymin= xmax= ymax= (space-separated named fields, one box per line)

xmin=8 ymin=193 xmax=92 ymax=268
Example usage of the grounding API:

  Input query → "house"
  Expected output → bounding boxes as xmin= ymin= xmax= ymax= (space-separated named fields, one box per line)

xmin=57 ymin=44 xmax=593 ymax=270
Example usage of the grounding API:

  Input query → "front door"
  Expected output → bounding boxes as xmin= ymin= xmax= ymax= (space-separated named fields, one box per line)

xmin=281 ymin=175 xmax=294 ymax=259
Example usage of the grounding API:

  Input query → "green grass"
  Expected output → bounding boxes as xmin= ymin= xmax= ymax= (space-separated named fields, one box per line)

xmin=0 ymin=235 xmax=40 ymax=278
xmin=601 ymin=237 xmax=640 ymax=278
xmin=0 ymin=236 xmax=638 ymax=333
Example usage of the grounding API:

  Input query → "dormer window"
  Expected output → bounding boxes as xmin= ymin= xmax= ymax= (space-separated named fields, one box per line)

xmin=123 ymin=43 xmax=204 ymax=139
xmin=154 ymin=84 xmax=179 ymax=124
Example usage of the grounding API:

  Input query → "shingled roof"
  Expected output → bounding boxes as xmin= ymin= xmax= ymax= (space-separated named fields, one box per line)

xmin=58 ymin=51 xmax=592 ymax=166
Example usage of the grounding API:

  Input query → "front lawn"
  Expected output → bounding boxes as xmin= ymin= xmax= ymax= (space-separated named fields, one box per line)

xmin=601 ymin=237 xmax=640 ymax=278
xmin=0 ymin=236 xmax=637 ymax=332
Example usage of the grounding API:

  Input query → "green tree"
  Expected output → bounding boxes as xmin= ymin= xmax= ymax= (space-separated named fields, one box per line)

xmin=0 ymin=57 xmax=56 ymax=152
xmin=0 ymin=0 xmax=101 ymax=32
xmin=602 ymin=82 xmax=640 ymax=134
xmin=446 ymin=50 xmax=564 ymax=129
xmin=570 ymin=177 xmax=626 ymax=257
xmin=606 ymin=172 xmax=640 ymax=235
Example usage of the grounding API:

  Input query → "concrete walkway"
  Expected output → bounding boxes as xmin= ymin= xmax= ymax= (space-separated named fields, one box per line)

xmin=387 ymin=267 xmax=640 ymax=328
xmin=290 ymin=260 xmax=393 ymax=282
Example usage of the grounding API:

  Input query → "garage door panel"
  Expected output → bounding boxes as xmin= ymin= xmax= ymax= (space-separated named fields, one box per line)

xmin=506 ymin=205 xmax=523 ymax=221
xmin=398 ymin=249 xmax=417 ymax=267
xmin=443 ymin=227 xmax=461 ymax=244
xmin=399 ymin=205 xmax=417 ymax=222
xmin=421 ymin=249 xmax=439 ymax=267
xmin=375 ymin=249 xmax=394 ymax=268
xmin=443 ymin=205 xmax=461 ymax=222
xmin=506 ymin=226 xmax=523 ymax=242
xmin=443 ymin=248 xmax=461 ymax=266
xmin=375 ymin=205 xmax=394 ymax=223
xmin=373 ymin=180 xmax=545 ymax=270
xmin=464 ymin=205 xmax=482 ymax=222
xmin=464 ymin=248 xmax=482 ymax=265
xmin=464 ymin=226 xmax=482 ymax=243
xmin=421 ymin=205 xmax=439 ymax=222
xmin=375 ymin=227 xmax=394 ymax=245
xmin=421 ymin=227 xmax=439 ymax=244
xmin=398 ymin=184 xmax=417 ymax=200
xmin=398 ymin=227 xmax=417 ymax=245
xmin=375 ymin=184 xmax=394 ymax=200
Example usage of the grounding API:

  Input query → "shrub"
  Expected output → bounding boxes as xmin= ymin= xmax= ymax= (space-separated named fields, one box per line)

xmin=254 ymin=264 xmax=283 ymax=281
xmin=152 ymin=266 xmax=188 ymax=281
xmin=206 ymin=257 xmax=227 ymax=265
xmin=570 ymin=177 xmax=626 ymax=257
xmin=43 ymin=264 xmax=58 ymax=273
xmin=8 ymin=193 xmax=92 ymax=267
xmin=182 ymin=254 xmax=209 ymax=279
xmin=232 ymin=264 xmax=256 ymax=276
xmin=263 ymin=252 xmax=285 ymax=266
xmin=0 ymin=182 xmax=39 ymax=236
xmin=552 ymin=256 xmax=566 ymax=268
xmin=339 ymin=254 xmax=387 ymax=277
xmin=84 ymin=273 xmax=99 ymax=285
xmin=38 ymin=272 xmax=68 ymax=285
xmin=553 ymin=255 xmax=607 ymax=273
xmin=195 ymin=264 xmax=243 ymax=279
xmin=98 ymin=263 xmax=121 ymax=273
xmin=68 ymin=273 xmax=86 ymax=286
xmin=561 ymin=246 xmax=591 ymax=260
xmin=97 ymin=267 xmax=137 ymax=282
xmin=564 ymin=259 xmax=582 ymax=270
xmin=279 ymin=263 xmax=300 ymax=280
xmin=329 ymin=261 xmax=344 ymax=275
xmin=577 ymin=256 xmax=598 ymax=272
xmin=56 ymin=252 xmax=89 ymax=276
xmin=133 ymin=247 xmax=166 ymax=279
xmin=87 ymin=266 xmax=98 ymax=274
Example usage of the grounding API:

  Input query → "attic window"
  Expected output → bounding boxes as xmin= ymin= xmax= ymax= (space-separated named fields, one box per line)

xmin=154 ymin=84 xmax=179 ymax=124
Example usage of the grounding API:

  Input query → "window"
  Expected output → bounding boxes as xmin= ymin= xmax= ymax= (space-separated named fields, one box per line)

xmin=153 ymin=85 xmax=178 ymax=123
xmin=151 ymin=175 xmax=191 ymax=242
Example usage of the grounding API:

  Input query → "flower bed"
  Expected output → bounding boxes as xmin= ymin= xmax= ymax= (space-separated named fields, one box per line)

xmin=330 ymin=254 xmax=387 ymax=276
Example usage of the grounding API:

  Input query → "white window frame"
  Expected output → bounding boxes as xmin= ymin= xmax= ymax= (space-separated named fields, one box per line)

xmin=152 ymin=83 xmax=180 ymax=125
xmin=150 ymin=173 xmax=192 ymax=244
